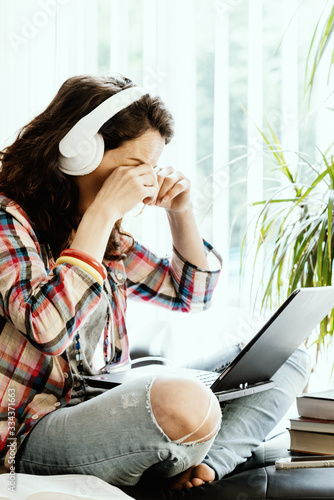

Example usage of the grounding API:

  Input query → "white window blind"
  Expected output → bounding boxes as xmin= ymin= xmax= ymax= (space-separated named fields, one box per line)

xmin=0 ymin=0 xmax=333 ymax=362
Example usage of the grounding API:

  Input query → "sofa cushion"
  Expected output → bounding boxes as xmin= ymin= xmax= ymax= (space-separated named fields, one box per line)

xmin=121 ymin=432 xmax=334 ymax=499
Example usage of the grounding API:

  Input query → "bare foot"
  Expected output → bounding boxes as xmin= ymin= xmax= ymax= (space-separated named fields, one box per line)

xmin=169 ymin=463 xmax=215 ymax=490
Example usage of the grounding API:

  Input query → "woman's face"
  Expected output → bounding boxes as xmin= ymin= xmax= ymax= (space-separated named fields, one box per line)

xmin=75 ymin=128 xmax=165 ymax=213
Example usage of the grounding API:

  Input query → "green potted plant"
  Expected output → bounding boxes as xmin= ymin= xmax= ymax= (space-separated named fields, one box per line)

xmin=242 ymin=3 xmax=334 ymax=364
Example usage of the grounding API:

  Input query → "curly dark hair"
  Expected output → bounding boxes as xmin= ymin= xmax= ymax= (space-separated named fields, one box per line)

xmin=0 ymin=74 xmax=174 ymax=259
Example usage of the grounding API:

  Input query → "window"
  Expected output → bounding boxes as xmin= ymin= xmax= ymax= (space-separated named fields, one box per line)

xmin=1 ymin=0 xmax=333 ymax=368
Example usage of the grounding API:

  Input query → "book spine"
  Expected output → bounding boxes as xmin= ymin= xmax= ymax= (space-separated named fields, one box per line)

xmin=289 ymin=429 xmax=334 ymax=455
xmin=297 ymin=399 xmax=334 ymax=420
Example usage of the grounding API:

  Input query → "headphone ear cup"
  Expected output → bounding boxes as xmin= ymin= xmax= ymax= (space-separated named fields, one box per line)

xmin=58 ymin=87 xmax=147 ymax=176
xmin=58 ymin=133 xmax=105 ymax=176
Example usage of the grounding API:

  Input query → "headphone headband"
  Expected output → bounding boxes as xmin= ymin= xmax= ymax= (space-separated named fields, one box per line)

xmin=58 ymin=86 xmax=148 ymax=175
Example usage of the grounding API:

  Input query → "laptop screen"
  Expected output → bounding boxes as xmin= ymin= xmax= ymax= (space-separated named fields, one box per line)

xmin=211 ymin=287 xmax=334 ymax=392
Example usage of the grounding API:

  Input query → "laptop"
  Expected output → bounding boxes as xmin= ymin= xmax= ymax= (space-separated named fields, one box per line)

xmin=85 ymin=287 xmax=334 ymax=402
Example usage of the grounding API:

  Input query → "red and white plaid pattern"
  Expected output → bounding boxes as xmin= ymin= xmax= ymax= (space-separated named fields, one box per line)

xmin=0 ymin=194 xmax=222 ymax=468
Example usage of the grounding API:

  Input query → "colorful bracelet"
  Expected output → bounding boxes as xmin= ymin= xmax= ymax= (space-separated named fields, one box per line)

xmin=60 ymin=248 xmax=107 ymax=281
xmin=55 ymin=256 xmax=104 ymax=286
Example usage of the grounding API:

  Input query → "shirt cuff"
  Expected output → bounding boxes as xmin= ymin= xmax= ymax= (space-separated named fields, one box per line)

xmin=170 ymin=240 xmax=222 ymax=312
xmin=171 ymin=240 xmax=222 ymax=274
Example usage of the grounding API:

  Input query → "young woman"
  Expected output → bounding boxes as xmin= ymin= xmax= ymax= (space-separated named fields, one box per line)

xmin=0 ymin=75 xmax=310 ymax=490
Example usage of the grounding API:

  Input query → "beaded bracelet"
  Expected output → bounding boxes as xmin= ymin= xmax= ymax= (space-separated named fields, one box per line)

xmin=60 ymin=248 xmax=107 ymax=281
xmin=55 ymin=256 xmax=104 ymax=286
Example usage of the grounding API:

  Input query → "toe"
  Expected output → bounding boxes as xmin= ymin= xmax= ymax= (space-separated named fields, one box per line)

xmin=191 ymin=478 xmax=205 ymax=487
xmin=192 ymin=464 xmax=215 ymax=483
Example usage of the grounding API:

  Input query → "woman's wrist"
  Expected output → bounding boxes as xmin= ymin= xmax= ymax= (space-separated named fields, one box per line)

xmin=165 ymin=203 xmax=194 ymax=223
xmin=70 ymin=206 xmax=117 ymax=262
xmin=165 ymin=202 xmax=193 ymax=217
xmin=166 ymin=203 xmax=209 ymax=269
xmin=86 ymin=198 xmax=120 ymax=229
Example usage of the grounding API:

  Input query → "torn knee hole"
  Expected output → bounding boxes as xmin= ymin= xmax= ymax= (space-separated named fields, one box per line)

xmin=175 ymin=392 xmax=221 ymax=444
xmin=149 ymin=375 xmax=221 ymax=445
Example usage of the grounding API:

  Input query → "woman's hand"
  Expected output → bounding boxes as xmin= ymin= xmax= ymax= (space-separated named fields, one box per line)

xmin=70 ymin=164 xmax=159 ymax=262
xmin=144 ymin=166 xmax=192 ymax=212
xmin=71 ymin=164 xmax=159 ymax=261
xmin=143 ymin=165 xmax=209 ymax=269
xmin=91 ymin=164 xmax=159 ymax=221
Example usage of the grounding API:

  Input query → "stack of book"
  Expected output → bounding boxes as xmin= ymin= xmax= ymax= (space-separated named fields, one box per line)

xmin=289 ymin=390 xmax=334 ymax=455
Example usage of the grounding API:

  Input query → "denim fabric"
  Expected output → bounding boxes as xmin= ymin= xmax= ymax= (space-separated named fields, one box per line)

xmin=202 ymin=348 xmax=311 ymax=479
xmin=16 ymin=374 xmax=216 ymax=486
xmin=16 ymin=348 xmax=311 ymax=486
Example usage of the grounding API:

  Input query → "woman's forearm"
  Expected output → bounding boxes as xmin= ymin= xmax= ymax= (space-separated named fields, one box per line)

xmin=166 ymin=205 xmax=209 ymax=270
xmin=70 ymin=205 xmax=117 ymax=263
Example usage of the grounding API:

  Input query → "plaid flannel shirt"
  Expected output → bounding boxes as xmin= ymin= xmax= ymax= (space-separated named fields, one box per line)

xmin=0 ymin=194 xmax=222 ymax=468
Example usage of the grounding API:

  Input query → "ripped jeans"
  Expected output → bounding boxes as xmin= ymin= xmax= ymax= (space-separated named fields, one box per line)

xmin=16 ymin=347 xmax=311 ymax=485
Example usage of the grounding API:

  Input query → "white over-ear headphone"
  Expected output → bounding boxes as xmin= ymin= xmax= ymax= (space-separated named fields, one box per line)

xmin=58 ymin=86 xmax=147 ymax=176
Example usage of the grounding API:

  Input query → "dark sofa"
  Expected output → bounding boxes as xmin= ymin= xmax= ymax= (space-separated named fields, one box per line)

xmin=122 ymin=432 xmax=334 ymax=500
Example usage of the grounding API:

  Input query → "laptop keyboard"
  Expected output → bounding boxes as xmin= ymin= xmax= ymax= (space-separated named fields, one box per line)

xmin=194 ymin=372 xmax=218 ymax=386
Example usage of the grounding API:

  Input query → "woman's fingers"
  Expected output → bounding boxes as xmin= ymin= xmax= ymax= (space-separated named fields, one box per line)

xmin=156 ymin=171 xmax=180 ymax=199
xmin=142 ymin=186 xmax=159 ymax=204
xmin=154 ymin=165 xmax=174 ymax=177
xmin=140 ymin=173 xmax=159 ymax=188
xmin=156 ymin=173 xmax=190 ymax=204
xmin=95 ymin=164 xmax=159 ymax=218
xmin=159 ymin=178 xmax=189 ymax=204
xmin=154 ymin=165 xmax=174 ymax=190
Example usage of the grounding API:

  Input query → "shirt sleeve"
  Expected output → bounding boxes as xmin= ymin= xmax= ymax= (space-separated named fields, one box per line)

xmin=123 ymin=238 xmax=222 ymax=312
xmin=0 ymin=208 xmax=102 ymax=356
